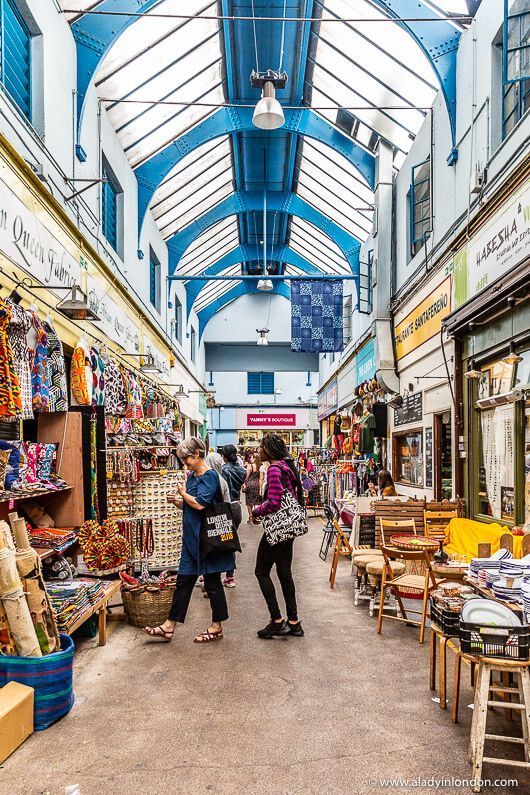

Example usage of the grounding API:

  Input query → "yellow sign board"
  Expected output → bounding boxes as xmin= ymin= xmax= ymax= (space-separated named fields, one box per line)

xmin=394 ymin=276 xmax=452 ymax=360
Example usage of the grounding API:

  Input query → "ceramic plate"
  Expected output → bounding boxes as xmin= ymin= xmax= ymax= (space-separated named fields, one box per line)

xmin=461 ymin=599 xmax=521 ymax=627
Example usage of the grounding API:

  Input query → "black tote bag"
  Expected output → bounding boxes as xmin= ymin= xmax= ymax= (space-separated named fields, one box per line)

xmin=200 ymin=501 xmax=242 ymax=559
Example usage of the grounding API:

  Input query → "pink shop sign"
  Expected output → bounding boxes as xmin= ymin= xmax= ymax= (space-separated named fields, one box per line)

xmin=246 ymin=413 xmax=297 ymax=427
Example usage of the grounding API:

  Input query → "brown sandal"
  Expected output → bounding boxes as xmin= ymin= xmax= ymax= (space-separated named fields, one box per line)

xmin=143 ymin=625 xmax=174 ymax=642
xmin=193 ymin=628 xmax=223 ymax=643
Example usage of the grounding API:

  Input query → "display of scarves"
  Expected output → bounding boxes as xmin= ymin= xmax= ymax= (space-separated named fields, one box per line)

xmin=15 ymin=547 xmax=60 ymax=655
xmin=90 ymin=417 xmax=99 ymax=521
xmin=0 ymin=522 xmax=41 ymax=657
xmin=291 ymin=280 xmax=344 ymax=353
xmin=481 ymin=405 xmax=514 ymax=520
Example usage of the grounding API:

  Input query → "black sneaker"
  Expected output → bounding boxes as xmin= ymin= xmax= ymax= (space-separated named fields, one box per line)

xmin=287 ymin=622 xmax=304 ymax=637
xmin=257 ymin=620 xmax=290 ymax=639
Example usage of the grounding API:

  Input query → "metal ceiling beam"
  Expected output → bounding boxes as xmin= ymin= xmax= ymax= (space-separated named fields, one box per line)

xmin=167 ymin=190 xmax=361 ymax=277
xmin=136 ymin=105 xmax=376 ymax=240
xmin=180 ymin=243 xmax=325 ymax=317
xmin=197 ymin=281 xmax=291 ymax=340
xmin=370 ymin=0 xmax=461 ymax=145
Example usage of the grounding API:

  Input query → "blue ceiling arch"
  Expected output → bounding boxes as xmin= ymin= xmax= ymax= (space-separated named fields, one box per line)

xmin=136 ymin=106 xmax=376 ymax=239
xmin=182 ymin=244 xmax=325 ymax=316
xmin=71 ymin=0 xmax=160 ymax=144
xmin=167 ymin=190 xmax=361 ymax=275
xmin=197 ymin=281 xmax=290 ymax=339
xmin=371 ymin=0 xmax=461 ymax=145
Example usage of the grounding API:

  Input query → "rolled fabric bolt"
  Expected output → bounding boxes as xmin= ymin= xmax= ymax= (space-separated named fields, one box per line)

xmin=0 ymin=523 xmax=42 ymax=657
xmin=13 ymin=518 xmax=30 ymax=550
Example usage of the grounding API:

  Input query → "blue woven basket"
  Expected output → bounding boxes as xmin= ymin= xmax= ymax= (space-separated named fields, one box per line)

xmin=0 ymin=634 xmax=75 ymax=730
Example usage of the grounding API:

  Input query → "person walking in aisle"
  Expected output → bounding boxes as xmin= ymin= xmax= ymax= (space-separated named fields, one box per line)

xmin=143 ymin=437 xmax=233 ymax=644
xmin=221 ymin=444 xmax=247 ymax=588
xmin=243 ymin=451 xmax=262 ymax=523
xmin=252 ymin=434 xmax=305 ymax=639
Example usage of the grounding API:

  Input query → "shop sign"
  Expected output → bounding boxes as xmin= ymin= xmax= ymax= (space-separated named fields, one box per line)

xmin=318 ymin=378 xmax=338 ymax=420
xmin=356 ymin=338 xmax=376 ymax=383
xmin=246 ymin=413 xmax=297 ymax=427
xmin=0 ymin=175 xmax=81 ymax=296
xmin=454 ymin=178 xmax=530 ymax=308
xmin=394 ymin=277 xmax=451 ymax=361
xmin=394 ymin=392 xmax=423 ymax=427
xmin=86 ymin=274 xmax=140 ymax=353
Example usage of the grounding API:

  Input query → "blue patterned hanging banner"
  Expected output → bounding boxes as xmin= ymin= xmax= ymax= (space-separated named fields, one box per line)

xmin=291 ymin=280 xmax=344 ymax=353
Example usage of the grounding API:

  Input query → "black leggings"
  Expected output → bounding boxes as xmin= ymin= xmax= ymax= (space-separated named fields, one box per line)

xmin=254 ymin=534 xmax=298 ymax=622
xmin=168 ymin=572 xmax=229 ymax=623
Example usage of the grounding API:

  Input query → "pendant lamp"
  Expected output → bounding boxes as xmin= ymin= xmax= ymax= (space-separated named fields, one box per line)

xmin=252 ymin=81 xmax=285 ymax=130
xmin=257 ymin=278 xmax=273 ymax=291
xmin=256 ymin=328 xmax=270 ymax=346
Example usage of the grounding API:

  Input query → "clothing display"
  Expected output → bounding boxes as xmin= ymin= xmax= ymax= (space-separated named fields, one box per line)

xmin=70 ymin=339 xmax=93 ymax=406
xmin=44 ymin=319 xmax=68 ymax=412
xmin=359 ymin=411 xmax=376 ymax=454
xmin=29 ymin=311 xmax=50 ymax=413
xmin=90 ymin=346 xmax=106 ymax=406
xmin=0 ymin=297 xmax=22 ymax=418
xmin=7 ymin=300 xmax=33 ymax=419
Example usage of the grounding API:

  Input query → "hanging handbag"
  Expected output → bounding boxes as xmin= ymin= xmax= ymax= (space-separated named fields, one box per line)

xmin=261 ymin=466 xmax=308 ymax=546
xmin=200 ymin=501 xmax=242 ymax=559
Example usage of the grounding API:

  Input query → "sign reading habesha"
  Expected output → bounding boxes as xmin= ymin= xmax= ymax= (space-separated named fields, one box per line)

xmin=394 ymin=276 xmax=451 ymax=360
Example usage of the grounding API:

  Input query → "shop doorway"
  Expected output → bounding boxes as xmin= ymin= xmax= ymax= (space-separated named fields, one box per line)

xmin=434 ymin=411 xmax=452 ymax=500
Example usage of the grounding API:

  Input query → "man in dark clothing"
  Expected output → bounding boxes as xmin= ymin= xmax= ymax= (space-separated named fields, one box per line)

xmin=221 ymin=445 xmax=247 ymax=587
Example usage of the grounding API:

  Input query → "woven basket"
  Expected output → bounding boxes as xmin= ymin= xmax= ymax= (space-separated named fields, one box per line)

xmin=122 ymin=586 xmax=175 ymax=628
xmin=390 ymin=534 xmax=438 ymax=551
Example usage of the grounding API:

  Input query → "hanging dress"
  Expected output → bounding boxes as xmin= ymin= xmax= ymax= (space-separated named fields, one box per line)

xmin=124 ymin=370 xmax=144 ymax=419
xmin=104 ymin=358 xmax=128 ymax=416
xmin=90 ymin=346 xmax=106 ymax=406
xmin=0 ymin=298 xmax=22 ymax=418
xmin=70 ymin=339 xmax=93 ymax=406
xmin=28 ymin=310 xmax=49 ymax=413
xmin=43 ymin=319 xmax=68 ymax=412
xmin=6 ymin=300 xmax=33 ymax=420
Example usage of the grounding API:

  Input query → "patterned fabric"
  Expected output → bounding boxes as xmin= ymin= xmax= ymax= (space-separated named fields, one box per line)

xmin=90 ymin=346 xmax=106 ymax=406
xmin=0 ymin=298 xmax=22 ymax=417
xmin=37 ymin=443 xmax=58 ymax=483
xmin=70 ymin=339 xmax=92 ymax=406
xmin=104 ymin=358 xmax=128 ymax=416
xmin=29 ymin=311 xmax=50 ymax=413
xmin=254 ymin=461 xmax=299 ymax=517
xmin=291 ymin=280 xmax=344 ymax=353
xmin=0 ymin=440 xmax=20 ymax=489
xmin=43 ymin=320 xmax=68 ymax=412
xmin=6 ymin=301 xmax=33 ymax=419
xmin=124 ymin=370 xmax=144 ymax=419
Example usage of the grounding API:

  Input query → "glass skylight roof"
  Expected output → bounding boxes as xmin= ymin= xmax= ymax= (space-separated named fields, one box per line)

xmin=93 ymin=0 xmax=224 ymax=168
xmin=307 ymin=0 xmax=440 ymax=162
xmin=194 ymin=265 xmax=242 ymax=313
xmin=295 ymin=138 xmax=374 ymax=242
xmin=289 ymin=219 xmax=351 ymax=275
xmin=177 ymin=217 xmax=239 ymax=276
xmin=151 ymin=137 xmax=234 ymax=240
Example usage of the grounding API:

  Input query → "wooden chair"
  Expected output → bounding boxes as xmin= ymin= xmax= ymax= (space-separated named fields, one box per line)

xmin=423 ymin=509 xmax=457 ymax=543
xmin=379 ymin=518 xmax=417 ymax=547
xmin=500 ymin=533 xmax=514 ymax=555
xmin=377 ymin=546 xmax=443 ymax=644
xmin=329 ymin=520 xmax=353 ymax=590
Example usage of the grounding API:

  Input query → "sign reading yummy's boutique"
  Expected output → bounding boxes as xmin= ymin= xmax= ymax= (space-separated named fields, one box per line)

xmin=0 ymin=174 xmax=81 ymax=295
xmin=394 ymin=277 xmax=451 ymax=361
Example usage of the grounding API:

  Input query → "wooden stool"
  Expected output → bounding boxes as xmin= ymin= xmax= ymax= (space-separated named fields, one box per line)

xmin=469 ymin=657 xmax=530 ymax=792
xmin=429 ymin=625 xmax=476 ymax=721
xmin=366 ymin=558 xmax=406 ymax=617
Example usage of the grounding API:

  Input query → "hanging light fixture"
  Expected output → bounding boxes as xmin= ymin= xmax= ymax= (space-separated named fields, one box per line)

xmin=56 ymin=284 xmax=100 ymax=321
xmin=256 ymin=328 xmax=270 ymax=346
xmin=464 ymin=359 xmax=482 ymax=380
xmin=251 ymin=70 xmax=287 ymax=131
xmin=257 ymin=278 xmax=273 ymax=291
xmin=502 ymin=297 xmax=523 ymax=365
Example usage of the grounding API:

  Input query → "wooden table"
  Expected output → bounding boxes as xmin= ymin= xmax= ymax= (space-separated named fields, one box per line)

xmin=64 ymin=580 xmax=122 ymax=646
xmin=431 ymin=563 xmax=468 ymax=582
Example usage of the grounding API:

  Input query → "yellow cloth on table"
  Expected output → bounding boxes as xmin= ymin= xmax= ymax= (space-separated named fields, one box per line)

xmin=444 ymin=517 xmax=523 ymax=561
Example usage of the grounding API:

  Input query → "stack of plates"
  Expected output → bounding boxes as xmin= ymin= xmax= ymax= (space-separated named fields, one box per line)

xmin=492 ymin=582 xmax=522 ymax=603
xmin=485 ymin=572 xmax=501 ymax=589
xmin=469 ymin=548 xmax=513 ymax=577
xmin=522 ymin=582 xmax=530 ymax=622
xmin=461 ymin=598 xmax=522 ymax=627
xmin=500 ymin=560 xmax=524 ymax=578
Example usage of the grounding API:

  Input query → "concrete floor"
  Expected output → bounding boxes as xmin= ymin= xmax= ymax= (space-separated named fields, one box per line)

xmin=1 ymin=519 xmax=529 ymax=795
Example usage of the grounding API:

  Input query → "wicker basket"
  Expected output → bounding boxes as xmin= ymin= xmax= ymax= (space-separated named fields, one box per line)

xmin=122 ymin=586 xmax=175 ymax=628
xmin=390 ymin=534 xmax=438 ymax=551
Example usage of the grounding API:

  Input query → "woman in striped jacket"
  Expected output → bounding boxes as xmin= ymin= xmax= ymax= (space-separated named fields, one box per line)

xmin=252 ymin=434 xmax=305 ymax=639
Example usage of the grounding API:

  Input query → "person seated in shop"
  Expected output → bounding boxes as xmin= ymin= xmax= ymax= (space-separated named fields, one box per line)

xmin=367 ymin=470 xmax=397 ymax=498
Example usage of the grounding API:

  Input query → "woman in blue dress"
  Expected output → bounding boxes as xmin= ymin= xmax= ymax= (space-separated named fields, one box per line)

xmin=144 ymin=437 xmax=234 ymax=644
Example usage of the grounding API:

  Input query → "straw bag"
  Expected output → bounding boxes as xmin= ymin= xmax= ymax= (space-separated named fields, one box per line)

xmin=122 ymin=586 xmax=175 ymax=628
